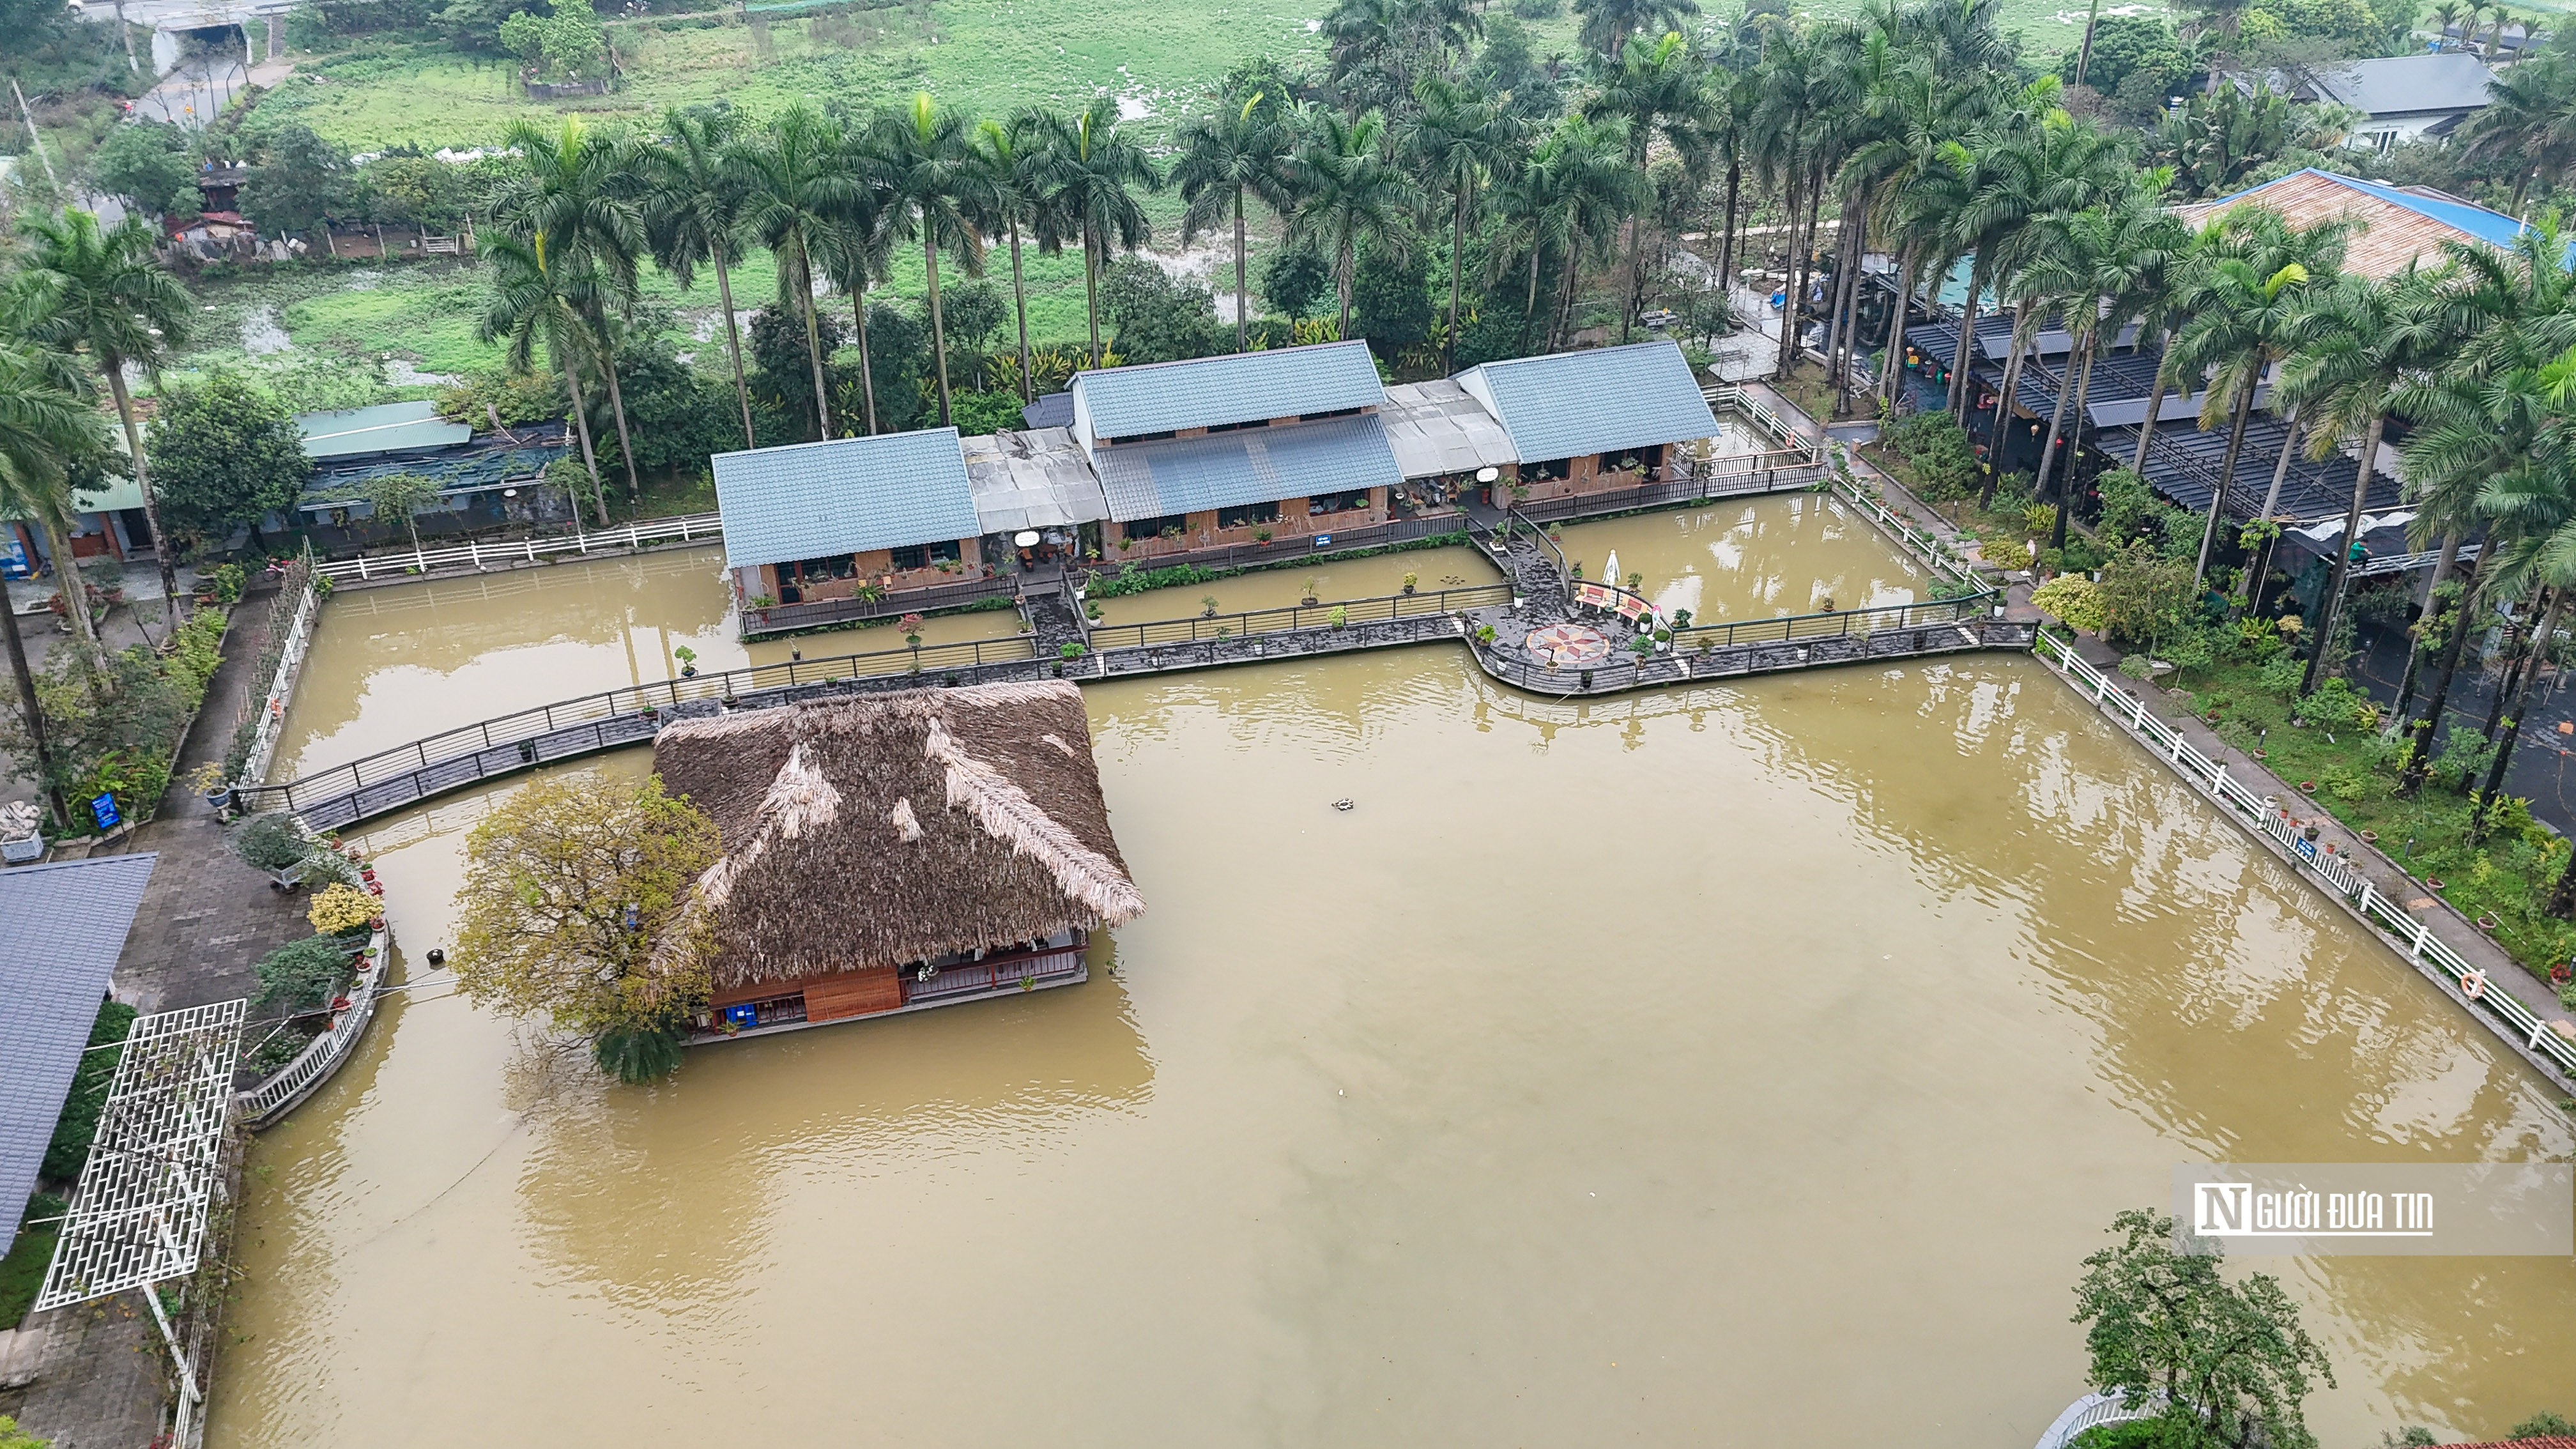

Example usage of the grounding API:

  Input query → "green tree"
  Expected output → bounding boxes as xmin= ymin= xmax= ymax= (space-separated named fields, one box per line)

xmin=870 ymin=91 xmax=997 ymax=428
xmin=1351 ymin=231 xmax=1433 ymax=360
xmin=0 ymin=341 xmax=107 ymax=824
xmin=1174 ymin=83 xmax=1300 ymax=354
xmin=1581 ymin=30 xmax=1712 ymax=344
xmin=731 ymin=103 xmax=864 ymax=438
xmin=491 ymin=116 xmax=648 ymax=502
xmin=1262 ymin=241 xmax=1333 ymax=319
xmin=1573 ymin=0 xmax=1699 ymax=57
xmin=6 ymin=209 xmax=191 ymax=622
xmin=88 ymin=121 xmax=195 ymax=219
xmin=477 ymin=230 xmax=613 ymax=524
xmin=2454 ymin=36 xmax=2576 ymax=212
xmin=238 ymin=123 xmax=353 ymax=236
xmin=640 ymin=105 xmax=758 ymax=448
xmin=1039 ymin=98 xmax=1160 ymax=367
xmin=496 ymin=0 xmax=606 ymax=82
xmin=939 ymin=277 xmax=1008 ymax=387
xmin=452 ymin=772 xmax=720 ymax=1082
xmin=1100 ymin=257 xmax=1223 ymax=363
xmin=358 ymin=470 xmax=443 ymax=553
xmin=1399 ymin=74 xmax=1526 ymax=369
xmin=146 ymin=371 xmax=311 ymax=548
xmin=1286 ymin=107 xmax=1424 ymax=342
xmin=969 ymin=111 xmax=1070 ymax=401
xmin=2072 ymin=1208 xmax=2334 ymax=1449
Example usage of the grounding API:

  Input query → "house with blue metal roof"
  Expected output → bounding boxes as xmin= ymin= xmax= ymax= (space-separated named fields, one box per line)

xmin=710 ymin=427 xmax=992 ymax=618
xmin=1452 ymin=341 xmax=1721 ymax=503
xmin=289 ymin=399 xmax=571 ymax=545
xmin=0 ymin=854 xmax=155 ymax=1236
xmin=1066 ymin=342 xmax=1414 ymax=560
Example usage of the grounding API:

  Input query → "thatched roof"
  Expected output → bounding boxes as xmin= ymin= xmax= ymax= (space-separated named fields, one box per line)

xmin=653 ymin=681 xmax=1144 ymax=990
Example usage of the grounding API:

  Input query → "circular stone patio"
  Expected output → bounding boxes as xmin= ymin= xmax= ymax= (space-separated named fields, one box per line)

xmin=1524 ymin=623 xmax=1611 ymax=667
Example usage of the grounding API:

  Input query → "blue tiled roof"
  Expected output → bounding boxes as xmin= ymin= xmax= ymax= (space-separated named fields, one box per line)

xmin=1072 ymin=341 xmax=1384 ymax=440
xmin=1023 ymin=392 xmax=1073 ymax=430
xmin=1453 ymin=341 xmax=1719 ymax=463
xmin=1092 ymin=414 xmax=1401 ymax=520
xmin=0 ymin=854 xmax=156 ymax=1231
xmin=711 ymin=428 xmax=984 ymax=571
xmin=295 ymin=401 xmax=473 ymax=459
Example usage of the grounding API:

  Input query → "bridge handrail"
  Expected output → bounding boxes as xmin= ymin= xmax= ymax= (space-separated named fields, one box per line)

xmin=1671 ymin=594 xmax=1990 ymax=650
xmin=313 ymin=511 xmax=724 ymax=584
xmin=2032 ymin=626 xmax=2576 ymax=1078
xmin=1083 ymin=583 xmax=1511 ymax=651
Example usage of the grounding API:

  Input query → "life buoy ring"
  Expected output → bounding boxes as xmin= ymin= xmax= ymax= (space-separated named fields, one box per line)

xmin=2460 ymin=969 xmax=2488 ymax=1000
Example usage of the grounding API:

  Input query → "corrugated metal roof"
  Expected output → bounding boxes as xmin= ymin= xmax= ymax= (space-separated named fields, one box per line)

xmin=1093 ymin=413 xmax=1401 ymax=520
xmin=2300 ymin=54 xmax=2494 ymax=117
xmin=1453 ymin=341 xmax=1720 ymax=463
xmin=1022 ymin=392 xmax=1073 ymax=430
xmin=0 ymin=853 xmax=156 ymax=1229
xmin=1379 ymin=380 xmax=1517 ymax=478
xmin=295 ymin=401 xmax=473 ymax=459
xmin=1071 ymin=341 xmax=1384 ymax=440
xmin=710 ymin=427 xmax=984 ymax=570
xmin=2177 ymin=169 xmax=2568 ymax=280
xmin=960 ymin=427 xmax=1112 ymax=532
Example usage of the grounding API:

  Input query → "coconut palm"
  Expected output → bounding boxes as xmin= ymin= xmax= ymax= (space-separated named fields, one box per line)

xmin=2456 ymin=38 xmax=2576 ymax=213
xmin=1574 ymin=0 xmax=1702 ymax=59
xmin=1524 ymin=114 xmax=1650 ymax=351
xmin=870 ymin=93 xmax=995 ymax=429
xmin=1844 ymin=57 xmax=1991 ymax=412
xmin=2158 ymin=210 xmax=2349 ymax=586
xmin=491 ymin=116 xmax=650 ymax=503
xmin=479 ymin=231 xmax=613 ymax=526
xmin=0 ymin=342 xmax=108 ymax=820
xmin=1285 ymin=107 xmax=1425 ymax=343
xmin=2274 ymin=264 xmax=2450 ymax=691
xmin=971 ymin=111 xmax=1068 ymax=401
xmin=1038 ymin=98 xmax=1160 ymax=367
xmin=2428 ymin=0 xmax=2464 ymax=47
xmin=1174 ymin=84 xmax=1301 ymax=355
xmin=1397 ymin=76 xmax=1524 ymax=370
xmin=639 ymin=106 xmax=758 ymax=448
xmin=6 ymin=209 xmax=190 ymax=622
xmin=730 ymin=104 xmax=863 ymax=440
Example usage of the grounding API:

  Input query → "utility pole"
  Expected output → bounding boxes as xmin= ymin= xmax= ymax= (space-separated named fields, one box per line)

xmin=112 ymin=0 xmax=139 ymax=73
xmin=10 ymin=79 xmax=60 ymax=189
xmin=2073 ymin=0 xmax=2104 ymax=89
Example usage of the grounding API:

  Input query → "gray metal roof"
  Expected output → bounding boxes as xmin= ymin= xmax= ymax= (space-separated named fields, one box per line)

xmin=1379 ymin=380 xmax=1517 ymax=479
xmin=1093 ymin=413 xmax=1401 ymax=521
xmin=2302 ymin=54 xmax=2494 ymax=117
xmin=1453 ymin=341 xmax=1720 ymax=464
xmin=295 ymin=401 xmax=473 ymax=459
xmin=1022 ymin=392 xmax=1073 ymax=430
xmin=710 ymin=427 xmax=985 ymax=571
xmin=1071 ymin=341 xmax=1384 ymax=441
xmin=0 ymin=853 xmax=156 ymax=1229
xmin=961 ymin=427 xmax=1112 ymax=532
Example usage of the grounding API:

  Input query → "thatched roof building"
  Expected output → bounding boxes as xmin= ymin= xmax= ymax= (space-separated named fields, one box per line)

xmin=653 ymin=682 xmax=1144 ymax=1009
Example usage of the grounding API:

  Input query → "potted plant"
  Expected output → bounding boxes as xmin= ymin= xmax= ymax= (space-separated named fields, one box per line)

xmin=187 ymin=762 xmax=232 ymax=809
xmin=1055 ymin=642 xmax=1084 ymax=676
xmin=1254 ymin=526 xmax=1273 ymax=544
xmin=1473 ymin=624 xmax=1496 ymax=646
xmin=674 ymin=644 xmax=698 ymax=678
xmin=1300 ymin=578 xmax=1321 ymax=606
xmin=1328 ymin=605 xmax=1349 ymax=630
xmin=1200 ymin=594 xmax=1220 ymax=618
xmin=1400 ymin=571 xmax=1418 ymax=595
xmin=1627 ymin=571 xmax=1643 ymax=592
xmin=901 ymin=613 xmax=925 ymax=650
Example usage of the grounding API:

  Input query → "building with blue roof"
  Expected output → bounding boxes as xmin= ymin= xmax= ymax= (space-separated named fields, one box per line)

xmin=288 ymin=399 xmax=571 ymax=546
xmin=2178 ymin=169 xmax=2571 ymax=280
xmin=711 ymin=427 xmax=991 ymax=614
xmin=0 ymin=854 xmax=156 ymax=1236
xmin=1453 ymin=341 xmax=1721 ymax=503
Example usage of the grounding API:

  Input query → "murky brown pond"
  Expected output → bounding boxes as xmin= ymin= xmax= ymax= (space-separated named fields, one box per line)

xmin=1561 ymin=493 xmax=1926 ymax=622
xmin=215 ymin=521 xmax=2576 ymax=1448
xmin=1088 ymin=542 xmax=1499 ymax=625
xmin=271 ymin=546 xmax=1027 ymax=778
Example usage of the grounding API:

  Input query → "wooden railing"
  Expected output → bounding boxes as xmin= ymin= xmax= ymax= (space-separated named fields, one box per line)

xmin=2031 ymin=627 xmax=2576 ymax=1081
xmin=1084 ymin=583 xmax=1511 ymax=651
xmin=1673 ymin=595 xmax=1993 ymax=650
xmin=905 ymin=942 xmax=1086 ymax=1004
xmin=744 ymin=574 xmax=1016 ymax=632
xmin=315 ymin=511 xmax=724 ymax=584
xmin=1075 ymin=513 xmax=1460 ymax=584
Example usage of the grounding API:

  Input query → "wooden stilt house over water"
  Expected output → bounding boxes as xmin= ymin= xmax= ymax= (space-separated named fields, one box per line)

xmin=652 ymin=681 xmax=1146 ymax=1041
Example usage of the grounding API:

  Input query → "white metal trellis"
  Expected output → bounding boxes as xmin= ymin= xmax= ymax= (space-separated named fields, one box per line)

xmin=34 ymin=999 xmax=246 ymax=1447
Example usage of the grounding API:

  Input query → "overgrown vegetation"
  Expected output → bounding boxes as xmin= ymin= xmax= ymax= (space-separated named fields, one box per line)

xmin=0 ymin=607 xmax=229 ymax=827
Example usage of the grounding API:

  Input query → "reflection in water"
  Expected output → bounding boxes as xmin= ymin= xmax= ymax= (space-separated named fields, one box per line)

xmin=1561 ymin=493 xmax=1925 ymax=622
xmin=215 ymin=652 xmax=2576 ymax=1449
xmin=273 ymin=547 xmax=1027 ymax=779
xmin=1089 ymin=544 xmax=1501 ymax=625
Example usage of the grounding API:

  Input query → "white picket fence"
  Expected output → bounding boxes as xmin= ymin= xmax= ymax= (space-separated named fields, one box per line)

xmin=237 ymin=578 xmax=319 ymax=789
xmin=234 ymin=920 xmax=388 ymax=1125
xmin=314 ymin=512 xmax=724 ymax=583
xmin=2033 ymin=628 xmax=2576 ymax=1080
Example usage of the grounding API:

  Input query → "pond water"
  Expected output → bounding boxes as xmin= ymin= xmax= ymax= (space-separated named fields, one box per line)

xmin=1087 ymin=544 xmax=1501 ymax=626
xmin=1560 ymin=493 xmax=1926 ymax=623
xmin=211 ymin=645 xmax=2576 ymax=1448
xmin=271 ymin=546 xmax=1029 ymax=779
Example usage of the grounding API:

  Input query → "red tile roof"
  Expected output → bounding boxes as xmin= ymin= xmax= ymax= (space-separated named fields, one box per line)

xmin=2432 ymin=1438 xmax=2576 ymax=1449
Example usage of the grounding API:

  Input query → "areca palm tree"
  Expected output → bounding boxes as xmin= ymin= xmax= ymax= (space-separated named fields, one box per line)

xmin=2276 ymin=264 xmax=2450 ymax=692
xmin=2456 ymin=37 xmax=2576 ymax=215
xmin=0 ymin=342 xmax=109 ymax=821
xmin=1526 ymin=114 xmax=1650 ymax=351
xmin=730 ymin=103 xmax=862 ymax=440
xmin=871 ymin=92 xmax=996 ymax=429
xmin=492 ymin=116 xmax=650 ymax=503
xmin=1397 ymin=76 xmax=1524 ymax=370
xmin=1574 ymin=0 xmax=1701 ymax=59
xmin=1583 ymin=31 xmax=1713 ymax=346
xmin=1038 ymin=98 xmax=1159 ymax=367
xmin=970 ymin=111 xmax=1066 ymax=402
xmin=639 ymin=106 xmax=758 ymax=448
xmin=7 ymin=209 xmax=189 ymax=621
xmin=1846 ymin=57 xmax=1990 ymax=412
xmin=2158 ymin=210 xmax=2349 ymax=586
xmin=479 ymin=231 xmax=613 ymax=526
xmin=2020 ymin=185 xmax=2187 ymax=547
xmin=1286 ymin=107 xmax=1424 ymax=342
xmin=1174 ymin=84 xmax=1300 ymax=356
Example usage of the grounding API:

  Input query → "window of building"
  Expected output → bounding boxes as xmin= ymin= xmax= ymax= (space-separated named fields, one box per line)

xmin=1299 ymin=406 xmax=1363 ymax=422
xmin=887 ymin=539 xmax=963 ymax=571
xmin=1126 ymin=512 xmax=1192 ymax=540
xmin=1107 ymin=429 xmax=1178 ymax=445
xmin=1524 ymin=458 xmax=1572 ymax=482
xmin=1206 ymin=418 xmax=1271 ymax=434
xmin=1218 ymin=500 xmax=1280 ymax=529
xmin=1308 ymin=489 xmax=1374 ymax=516
xmin=782 ymin=553 xmax=858 ymax=583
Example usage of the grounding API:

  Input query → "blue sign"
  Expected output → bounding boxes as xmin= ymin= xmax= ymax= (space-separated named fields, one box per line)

xmin=1312 ymin=533 xmax=1332 ymax=549
xmin=0 ymin=532 xmax=27 ymax=579
xmin=90 ymin=792 xmax=120 ymax=832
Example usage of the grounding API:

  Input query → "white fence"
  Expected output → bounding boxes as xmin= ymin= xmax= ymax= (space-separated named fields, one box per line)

xmin=2034 ymin=1392 xmax=2154 ymax=1449
xmin=2033 ymin=628 xmax=2576 ymax=1080
xmin=237 ymin=579 xmax=319 ymax=789
xmin=314 ymin=512 xmax=725 ymax=584
xmin=234 ymin=921 xmax=388 ymax=1125
xmin=1823 ymin=460 xmax=1984 ymax=592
